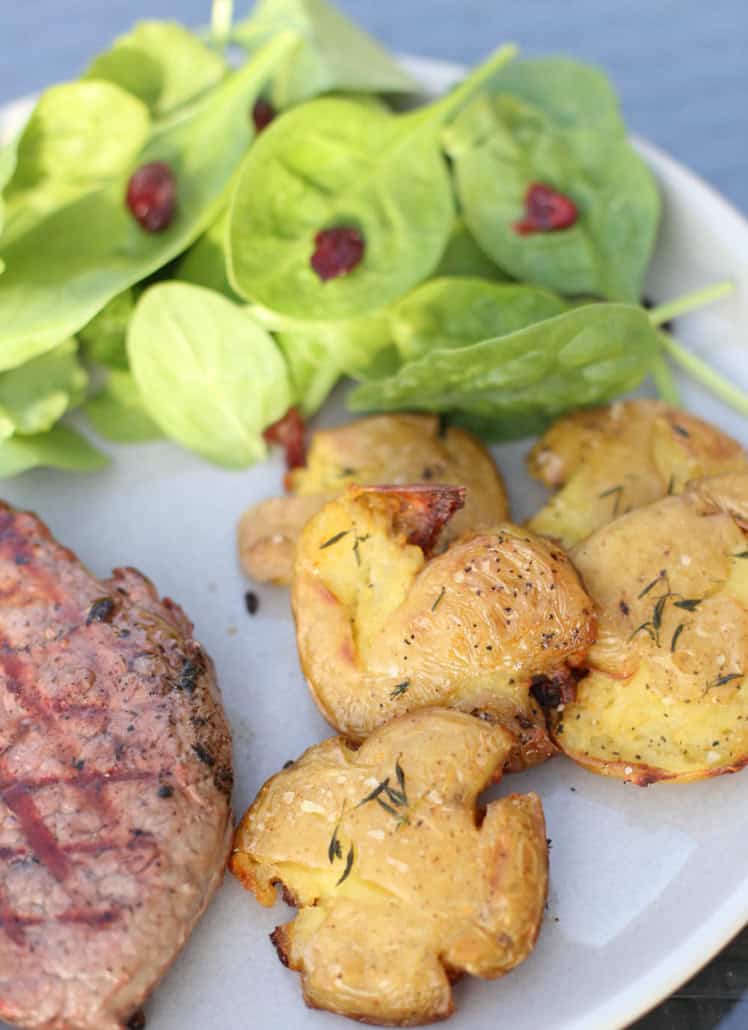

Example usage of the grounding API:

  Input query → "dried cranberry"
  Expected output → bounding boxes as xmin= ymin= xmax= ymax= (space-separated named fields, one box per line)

xmin=252 ymin=98 xmax=276 ymax=133
xmin=125 ymin=161 xmax=176 ymax=232
xmin=514 ymin=182 xmax=577 ymax=235
xmin=310 ymin=227 xmax=364 ymax=281
xmin=263 ymin=407 xmax=307 ymax=472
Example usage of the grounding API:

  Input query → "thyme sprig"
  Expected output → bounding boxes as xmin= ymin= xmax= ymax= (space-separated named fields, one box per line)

xmin=356 ymin=760 xmax=409 ymax=825
xmin=431 ymin=586 xmax=446 ymax=611
xmin=629 ymin=569 xmax=703 ymax=648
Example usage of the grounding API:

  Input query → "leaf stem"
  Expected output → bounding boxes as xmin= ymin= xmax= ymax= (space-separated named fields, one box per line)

xmin=660 ymin=333 xmax=748 ymax=416
xmin=411 ymin=43 xmax=518 ymax=129
xmin=648 ymin=280 xmax=733 ymax=327
xmin=211 ymin=0 xmax=234 ymax=44
xmin=650 ymin=352 xmax=681 ymax=406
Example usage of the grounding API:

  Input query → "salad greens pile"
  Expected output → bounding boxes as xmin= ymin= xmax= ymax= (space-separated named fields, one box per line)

xmin=0 ymin=0 xmax=744 ymax=476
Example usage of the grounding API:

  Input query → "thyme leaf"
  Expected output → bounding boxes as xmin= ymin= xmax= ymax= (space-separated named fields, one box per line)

xmin=629 ymin=621 xmax=656 ymax=643
xmin=734 ymin=550 xmax=748 ymax=559
xmin=352 ymin=533 xmax=371 ymax=566
xmin=376 ymin=796 xmax=409 ymax=825
xmin=673 ymin=598 xmax=702 ymax=612
xmin=383 ymin=784 xmax=407 ymax=806
xmin=652 ymin=594 xmax=668 ymax=632
xmin=389 ymin=679 xmax=410 ymax=699
xmin=638 ymin=570 xmax=666 ymax=598
xmin=336 ymin=845 xmax=354 ymax=886
xmin=670 ymin=623 xmax=685 ymax=652
xmin=599 ymin=484 xmax=624 ymax=516
xmin=431 ymin=586 xmax=446 ymax=611
xmin=328 ymin=825 xmax=343 ymax=864
xmin=356 ymin=777 xmax=390 ymax=807
xmin=320 ymin=529 xmax=349 ymax=549
xmin=395 ymin=758 xmax=406 ymax=795
xmin=666 ymin=475 xmax=676 ymax=496
xmin=706 ymin=672 xmax=743 ymax=691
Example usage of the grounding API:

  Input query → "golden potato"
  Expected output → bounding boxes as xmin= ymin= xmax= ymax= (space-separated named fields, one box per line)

xmin=239 ymin=414 xmax=509 ymax=585
xmin=292 ymin=483 xmax=596 ymax=770
xmin=231 ymin=708 xmax=548 ymax=1026
xmin=550 ymin=473 xmax=748 ymax=784
xmin=527 ymin=400 xmax=748 ymax=548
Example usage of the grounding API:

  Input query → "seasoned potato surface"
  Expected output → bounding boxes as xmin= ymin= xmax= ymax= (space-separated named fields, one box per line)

xmin=293 ymin=484 xmax=595 ymax=769
xmin=528 ymin=400 xmax=748 ymax=547
xmin=239 ymin=414 xmax=508 ymax=584
xmin=551 ymin=473 xmax=748 ymax=784
xmin=231 ymin=709 xmax=548 ymax=1026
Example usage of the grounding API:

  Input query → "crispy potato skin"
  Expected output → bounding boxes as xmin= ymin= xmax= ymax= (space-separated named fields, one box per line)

xmin=231 ymin=709 xmax=548 ymax=1026
xmin=551 ymin=473 xmax=748 ymax=784
xmin=527 ymin=400 xmax=748 ymax=548
xmin=239 ymin=415 xmax=509 ymax=584
xmin=292 ymin=485 xmax=595 ymax=770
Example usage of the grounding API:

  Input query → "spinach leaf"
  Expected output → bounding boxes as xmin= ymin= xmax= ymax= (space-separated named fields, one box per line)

xmin=175 ymin=207 xmax=239 ymax=300
xmin=433 ymin=218 xmax=510 ymax=281
xmin=267 ymin=309 xmax=391 ymax=412
xmin=127 ymin=283 xmax=291 ymax=467
xmin=0 ymin=424 xmax=107 ymax=478
xmin=348 ymin=303 xmax=659 ymax=438
xmin=388 ymin=277 xmax=568 ymax=361
xmin=227 ymin=45 xmax=516 ymax=320
xmin=0 ymin=340 xmax=88 ymax=439
xmin=0 ymin=141 xmax=19 ymax=272
xmin=486 ymin=57 xmax=625 ymax=136
xmin=233 ymin=0 xmax=417 ymax=107
xmin=84 ymin=370 xmax=163 ymax=443
xmin=0 ymin=34 xmax=295 ymax=372
xmin=84 ymin=20 xmax=227 ymax=117
xmin=446 ymin=93 xmax=660 ymax=302
xmin=2 ymin=81 xmax=151 ymax=247
xmin=78 ymin=289 xmax=135 ymax=370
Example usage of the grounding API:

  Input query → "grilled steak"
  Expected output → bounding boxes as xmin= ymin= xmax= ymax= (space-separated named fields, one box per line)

xmin=0 ymin=505 xmax=233 ymax=1030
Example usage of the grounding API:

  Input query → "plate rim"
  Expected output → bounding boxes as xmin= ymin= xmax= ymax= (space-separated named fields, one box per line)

xmin=2 ymin=52 xmax=748 ymax=1030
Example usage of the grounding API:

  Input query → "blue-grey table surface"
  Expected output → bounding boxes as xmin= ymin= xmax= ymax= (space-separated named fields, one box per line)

xmin=1 ymin=2 xmax=747 ymax=1029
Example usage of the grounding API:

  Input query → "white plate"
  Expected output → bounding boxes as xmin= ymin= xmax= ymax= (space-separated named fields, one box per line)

xmin=2 ymin=56 xmax=748 ymax=1030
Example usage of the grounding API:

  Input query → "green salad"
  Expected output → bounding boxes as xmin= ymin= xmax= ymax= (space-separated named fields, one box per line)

xmin=0 ymin=0 xmax=744 ymax=476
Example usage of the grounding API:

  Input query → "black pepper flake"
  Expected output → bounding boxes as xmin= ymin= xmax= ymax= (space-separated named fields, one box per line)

xmin=192 ymin=743 xmax=215 ymax=766
xmin=72 ymin=758 xmax=85 ymax=771
xmin=177 ymin=659 xmax=200 ymax=694
xmin=673 ymin=424 xmax=690 ymax=438
xmin=86 ymin=597 xmax=115 ymax=624
xmin=157 ymin=784 xmax=174 ymax=799
xmin=126 ymin=1010 xmax=146 ymax=1030
xmin=244 ymin=591 xmax=260 ymax=616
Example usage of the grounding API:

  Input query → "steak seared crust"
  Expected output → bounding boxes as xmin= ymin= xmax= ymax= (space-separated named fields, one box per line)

xmin=0 ymin=506 xmax=233 ymax=1030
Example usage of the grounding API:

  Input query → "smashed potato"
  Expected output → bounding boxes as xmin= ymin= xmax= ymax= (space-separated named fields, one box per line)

xmin=239 ymin=414 xmax=508 ymax=584
xmin=527 ymin=400 xmax=748 ymax=547
xmin=292 ymin=483 xmax=595 ymax=769
xmin=551 ymin=473 xmax=748 ymax=784
xmin=231 ymin=709 xmax=548 ymax=1026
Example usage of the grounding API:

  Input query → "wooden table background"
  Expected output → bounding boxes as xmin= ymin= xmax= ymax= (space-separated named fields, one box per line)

xmin=2 ymin=2 xmax=747 ymax=1027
